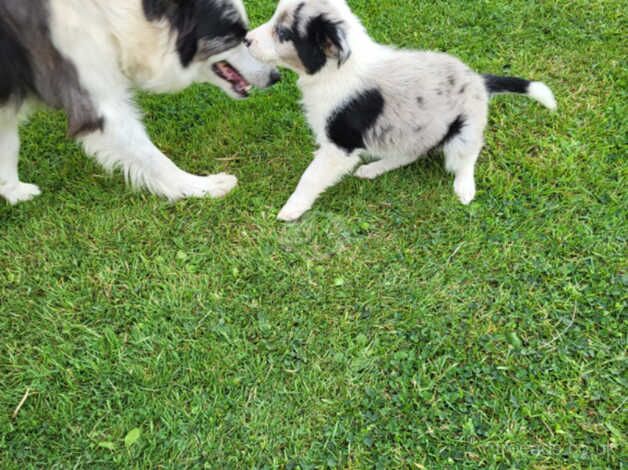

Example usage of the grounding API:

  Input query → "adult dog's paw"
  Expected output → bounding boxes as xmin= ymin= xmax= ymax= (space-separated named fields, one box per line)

xmin=0 ymin=182 xmax=42 ymax=205
xmin=203 ymin=173 xmax=238 ymax=198
xmin=161 ymin=173 xmax=238 ymax=201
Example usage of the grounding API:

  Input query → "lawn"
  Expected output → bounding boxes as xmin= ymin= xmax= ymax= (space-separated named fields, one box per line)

xmin=1 ymin=0 xmax=625 ymax=467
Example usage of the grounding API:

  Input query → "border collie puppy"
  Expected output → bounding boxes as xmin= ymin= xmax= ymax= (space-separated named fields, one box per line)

xmin=245 ymin=0 xmax=557 ymax=221
xmin=0 ymin=0 xmax=280 ymax=205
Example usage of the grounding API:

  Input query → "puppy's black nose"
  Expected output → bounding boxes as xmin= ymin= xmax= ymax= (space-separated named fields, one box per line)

xmin=243 ymin=37 xmax=252 ymax=48
xmin=268 ymin=70 xmax=282 ymax=86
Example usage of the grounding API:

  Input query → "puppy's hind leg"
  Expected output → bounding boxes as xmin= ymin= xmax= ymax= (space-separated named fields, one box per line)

xmin=0 ymin=106 xmax=41 ymax=205
xmin=79 ymin=101 xmax=237 ymax=201
xmin=443 ymin=126 xmax=484 ymax=205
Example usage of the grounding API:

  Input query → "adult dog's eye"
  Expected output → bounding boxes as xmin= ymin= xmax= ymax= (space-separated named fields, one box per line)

xmin=275 ymin=26 xmax=293 ymax=42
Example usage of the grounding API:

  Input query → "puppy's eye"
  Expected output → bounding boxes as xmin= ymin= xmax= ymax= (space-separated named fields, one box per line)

xmin=275 ymin=26 xmax=293 ymax=42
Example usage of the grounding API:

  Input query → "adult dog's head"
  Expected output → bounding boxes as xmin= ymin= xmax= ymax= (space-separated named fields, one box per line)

xmin=244 ymin=0 xmax=359 ymax=76
xmin=143 ymin=0 xmax=281 ymax=98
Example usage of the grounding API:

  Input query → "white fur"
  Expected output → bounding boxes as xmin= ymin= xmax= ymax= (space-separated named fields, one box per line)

xmin=528 ymin=81 xmax=558 ymax=111
xmin=79 ymin=100 xmax=237 ymax=200
xmin=278 ymin=146 xmax=361 ymax=221
xmin=0 ymin=107 xmax=41 ymax=204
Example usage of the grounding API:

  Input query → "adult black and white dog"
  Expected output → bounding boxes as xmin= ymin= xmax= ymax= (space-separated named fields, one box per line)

xmin=245 ymin=0 xmax=557 ymax=221
xmin=0 ymin=0 xmax=280 ymax=205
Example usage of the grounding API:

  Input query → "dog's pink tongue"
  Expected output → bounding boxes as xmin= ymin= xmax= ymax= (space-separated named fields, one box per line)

xmin=221 ymin=65 xmax=238 ymax=81
xmin=218 ymin=63 xmax=239 ymax=81
xmin=217 ymin=62 xmax=249 ymax=93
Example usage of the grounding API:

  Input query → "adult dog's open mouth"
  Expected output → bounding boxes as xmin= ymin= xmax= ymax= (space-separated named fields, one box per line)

xmin=212 ymin=61 xmax=252 ymax=97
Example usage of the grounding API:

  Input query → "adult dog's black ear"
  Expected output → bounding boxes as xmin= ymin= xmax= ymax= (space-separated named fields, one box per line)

xmin=309 ymin=16 xmax=351 ymax=67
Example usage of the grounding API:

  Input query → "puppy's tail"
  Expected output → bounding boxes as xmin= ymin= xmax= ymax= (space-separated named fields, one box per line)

xmin=483 ymin=74 xmax=557 ymax=111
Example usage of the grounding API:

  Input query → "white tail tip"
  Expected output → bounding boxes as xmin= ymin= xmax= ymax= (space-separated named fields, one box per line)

xmin=528 ymin=81 xmax=557 ymax=111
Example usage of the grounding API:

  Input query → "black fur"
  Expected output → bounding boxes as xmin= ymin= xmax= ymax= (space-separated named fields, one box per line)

xmin=281 ymin=6 xmax=347 ymax=75
xmin=0 ymin=17 xmax=33 ymax=104
xmin=276 ymin=25 xmax=294 ymax=43
xmin=142 ymin=0 xmax=247 ymax=67
xmin=0 ymin=0 xmax=103 ymax=136
xmin=438 ymin=115 xmax=465 ymax=147
xmin=327 ymin=89 xmax=384 ymax=153
xmin=293 ymin=15 xmax=329 ymax=74
xmin=291 ymin=2 xmax=307 ymax=34
xmin=483 ymin=74 xmax=530 ymax=95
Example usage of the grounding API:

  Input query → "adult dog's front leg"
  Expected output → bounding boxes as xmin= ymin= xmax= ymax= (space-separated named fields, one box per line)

xmin=80 ymin=102 xmax=236 ymax=201
xmin=0 ymin=107 xmax=41 ymax=205
xmin=278 ymin=145 xmax=360 ymax=222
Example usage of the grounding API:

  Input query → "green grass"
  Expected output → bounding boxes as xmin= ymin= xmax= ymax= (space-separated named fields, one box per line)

xmin=1 ymin=0 xmax=625 ymax=467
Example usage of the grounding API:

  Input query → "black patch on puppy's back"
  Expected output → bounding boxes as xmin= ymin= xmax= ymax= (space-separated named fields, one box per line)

xmin=142 ymin=0 xmax=247 ymax=67
xmin=327 ymin=89 xmax=385 ymax=153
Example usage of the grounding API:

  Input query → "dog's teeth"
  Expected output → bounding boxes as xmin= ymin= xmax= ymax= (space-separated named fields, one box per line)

xmin=245 ymin=85 xmax=253 ymax=92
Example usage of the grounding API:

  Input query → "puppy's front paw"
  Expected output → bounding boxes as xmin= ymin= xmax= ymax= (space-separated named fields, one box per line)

xmin=0 ymin=182 xmax=42 ymax=205
xmin=277 ymin=202 xmax=310 ymax=222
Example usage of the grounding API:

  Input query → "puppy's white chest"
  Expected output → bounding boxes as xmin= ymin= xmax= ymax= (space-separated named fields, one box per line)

xmin=302 ymin=96 xmax=335 ymax=142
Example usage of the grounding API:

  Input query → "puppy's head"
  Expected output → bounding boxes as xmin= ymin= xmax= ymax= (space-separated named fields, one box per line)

xmin=144 ymin=0 xmax=280 ymax=98
xmin=245 ymin=0 xmax=353 ymax=75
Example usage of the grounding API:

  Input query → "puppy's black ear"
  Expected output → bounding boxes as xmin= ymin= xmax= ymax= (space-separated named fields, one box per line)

xmin=321 ymin=20 xmax=351 ymax=67
xmin=310 ymin=16 xmax=351 ymax=67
